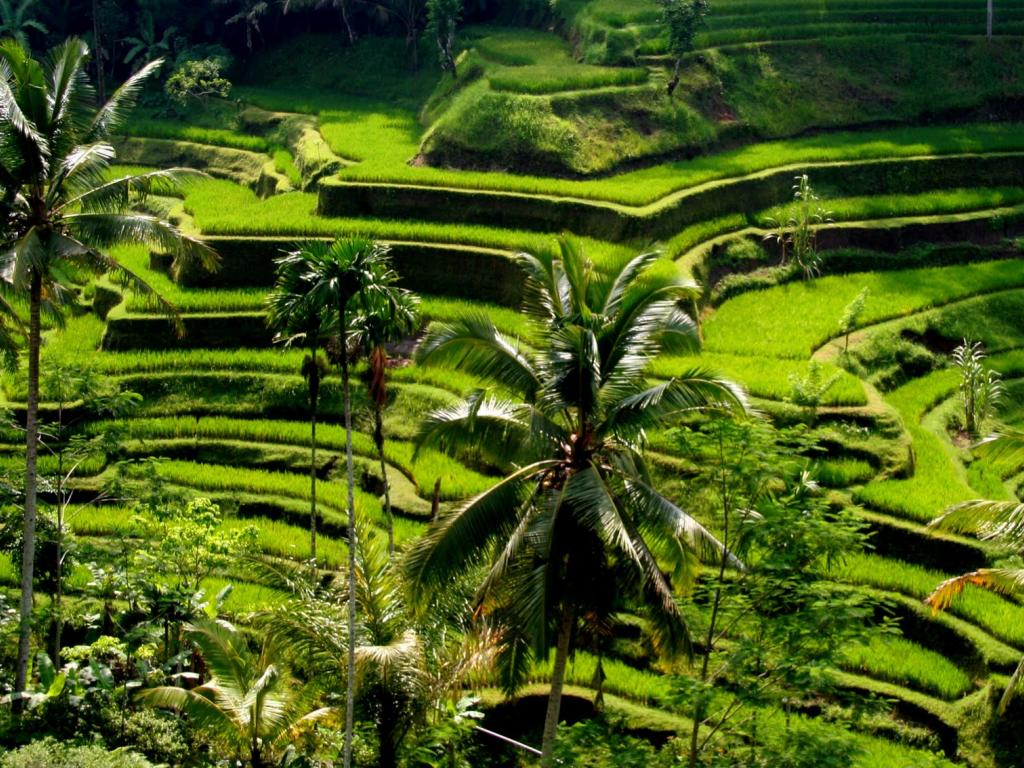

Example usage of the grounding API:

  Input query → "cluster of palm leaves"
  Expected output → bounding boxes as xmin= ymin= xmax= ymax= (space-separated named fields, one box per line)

xmin=0 ymin=38 xmax=214 ymax=704
xmin=407 ymin=236 xmax=748 ymax=763
xmin=265 ymin=237 xmax=417 ymax=766
xmin=927 ymin=429 xmax=1024 ymax=713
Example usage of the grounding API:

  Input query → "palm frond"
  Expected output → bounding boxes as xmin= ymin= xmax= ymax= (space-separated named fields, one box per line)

xmin=926 ymin=568 xmax=1024 ymax=612
xmin=185 ymin=619 xmax=254 ymax=694
xmin=417 ymin=392 xmax=537 ymax=466
xmin=0 ymin=42 xmax=45 ymax=160
xmin=623 ymin=473 xmax=741 ymax=570
xmin=404 ymin=460 xmax=558 ymax=591
xmin=600 ymin=249 xmax=662 ymax=317
xmin=65 ymin=211 xmax=217 ymax=270
xmin=416 ymin=314 xmax=540 ymax=399
xmin=977 ymin=428 xmax=1024 ymax=468
xmin=603 ymin=370 xmax=749 ymax=440
xmin=999 ymin=654 xmax=1024 ymax=715
xmin=930 ymin=499 xmax=1024 ymax=545
xmin=563 ymin=465 xmax=641 ymax=566
xmin=135 ymin=684 xmax=237 ymax=734
xmin=59 ymin=166 xmax=207 ymax=214
xmin=88 ymin=57 xmax=163 ymax=140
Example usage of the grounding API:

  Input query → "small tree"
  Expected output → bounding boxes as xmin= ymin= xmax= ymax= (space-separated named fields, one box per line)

xmin=788 ymin=361 xmax=840 ymax=424
xmin=953 ymin=339 xmax=1004 ymax=437
xmin=658 ymin=0 xmax=709 ymax=95
xmin=764 ymin=174 xmax=832 ymax=281
xmin=40 ymin=362 xmax=140 ymax=661
xmin=165 ymin=58 xmax=232 ymax=108
xmin=426 ymin=0 xmax=461 ymax=76
xmin=673 ymin=419 xmax=877 ymax=768
xmin=837 ymin=287 xmax=869 ymax=353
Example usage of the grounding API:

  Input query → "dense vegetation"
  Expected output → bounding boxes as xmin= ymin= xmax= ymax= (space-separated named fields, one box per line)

xmin=0 ymin=0 xmax=1023 ymax=767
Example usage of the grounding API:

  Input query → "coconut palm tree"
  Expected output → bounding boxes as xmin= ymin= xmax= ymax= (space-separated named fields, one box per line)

xmin=137 ymin=619 xmax=335 ymax=767
xmin=0 ymin=0 xmax=47 ymax=52
xmin=353 ymin=286 xmax=419 ymax=556
xmin=406 ymin=236 xmax=748 ymax=764
xmin=0 ymin=38 xmax=216 ymax=703
xmin=267 ymin=246 xmax=336 ymax=569
xmin=121 ymin=12 xmax=176 ymax=71
xmin=300 ymin=236 xmax=398 ymax=768
xmin=927 ymin=428 xmax=1024 ymax=714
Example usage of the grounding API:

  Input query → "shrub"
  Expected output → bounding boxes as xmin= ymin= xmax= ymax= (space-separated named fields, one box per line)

xmin=0 ymin=739 xmax=153 ymax=768
xmin=165 ymin=59 xmax=231 ymax=107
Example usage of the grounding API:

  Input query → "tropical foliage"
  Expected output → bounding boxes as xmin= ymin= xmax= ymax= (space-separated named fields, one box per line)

xmin=407 ymin=237 xmax=747 ymax=762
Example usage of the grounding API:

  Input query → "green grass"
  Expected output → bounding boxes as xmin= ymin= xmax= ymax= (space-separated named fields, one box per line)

xmin=130 ymin=459 xmax=392 ymax=531
xmin=816 ymin=457 xmax=877 ymax=487
xmin=650 ymin=352 xmax=867 ymax=405
xmin=339 ymin=119 xmax=1024 ymax=207
xmin=704 ymin=260 xmax=1024 ymax=359
xmin=758 ymin=187 xmax=1024 ymax=226
xmin=836 ymin=553 xmax=1024 ymax=649
xmin=853 ymin=351 xmax=1024 ymax=522
xmin=842 ymin=635 xmax=973 ymax=700
xmin=530 ymin=650 xmax=674 ymax=708
xmin=121 ymin=118 xmax=271 ymax=153
xmin=97 ymin=416 xmax=496 ymax=501
xmin=272 ymin=148 xmax=303 ymax=188
xmin=68 ymin=506 xmax=348 ymax=570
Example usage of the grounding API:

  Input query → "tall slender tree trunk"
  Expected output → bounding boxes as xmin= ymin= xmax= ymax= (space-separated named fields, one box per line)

xmin=53 ymin=447 xmax=66 ymax=663
xmin=689 ymin=444 xmax=733 ymax=768
xmin=374 ymin=405 xmax=394 ymax=557
xmin=988 ymin=0 xmax=994 ymax=38
xmin=92 ymin=0 xmax=106 ymax=102
xmin=341 ymin=301 xmax=357 ymax=768
xmin=15 ymin=275 xmax=42 ymax=704
xmin=340 ymin=1 xmax=356 ymax=43
xmin=308 ymin=344 xmax=320 ymax=570
xmin=667 ymin=57 xmax=682 ymax=95
xmin=540 ymin=600 xmax=575 ymax=766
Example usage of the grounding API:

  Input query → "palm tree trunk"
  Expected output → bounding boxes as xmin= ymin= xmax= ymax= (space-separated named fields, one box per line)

xmin=340 ymin=0 xmax=356 ymax=43
xmin=92 ymin=0 xmax=106 ymax=102
xmin=341 ymin=300 xmax=357 ymax=768
xmin=988 ymin=0 xmax=994 ymax=38
xmin=309 ymin=343 xmax=319 ymax=570
xmin=374 ymin=405 xmax=394 ymax=557
xmin=540 ymin=600 xmax=575 ymax=766
xmin=15 ymin=274 xmax=42 ymax=705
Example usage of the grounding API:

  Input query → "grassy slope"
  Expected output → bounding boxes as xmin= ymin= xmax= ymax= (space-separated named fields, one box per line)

xmin=22 ymin=11 xmax=1024 ymax=766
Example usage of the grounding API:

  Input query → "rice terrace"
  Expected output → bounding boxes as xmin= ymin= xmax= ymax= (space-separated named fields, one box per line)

xmin=2 ymin=0 xmax=1024 ymax=766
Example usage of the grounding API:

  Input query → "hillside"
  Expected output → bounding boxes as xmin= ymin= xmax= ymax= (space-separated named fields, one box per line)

xmin=2 ymin=1 xmax=1024 ymax=767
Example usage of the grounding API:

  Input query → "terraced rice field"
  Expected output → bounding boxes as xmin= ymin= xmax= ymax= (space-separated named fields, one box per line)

xmin=8 ymin=6 xmax=1024 ymax=765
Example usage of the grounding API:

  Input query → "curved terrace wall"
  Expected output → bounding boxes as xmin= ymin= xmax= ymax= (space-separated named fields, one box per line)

xmin=318 ymin=153 xmax=1024 ymax=242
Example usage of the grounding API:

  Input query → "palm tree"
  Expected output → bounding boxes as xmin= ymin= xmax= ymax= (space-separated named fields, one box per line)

xmin=406 ymin=236 xmax=748 ymax=764
xmin=927 ymin=428 xmax=1024 ymax=713
xmin=0 ymin=0 xmax=47 ymax=51
xmin=353 ymin=285 xmax=419 ymax=556
xmin=121 ymin=12 xmax=176 ymax=71
xmin=0 ymin=39 xmax=216 ymax=703
xmin=138 ymin=619 xmax=334 ymax=767
xmin=217 ymin=0 xmax=270 ymax=51
xmin=267 ymin=246 xmax=336 ymax=569
xmin=258 ymin=529 xmax=496 ymax=768
xmin=300 ymin=236 xmax=398 ymax=768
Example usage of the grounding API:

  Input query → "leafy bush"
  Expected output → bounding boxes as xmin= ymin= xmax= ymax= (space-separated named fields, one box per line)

xmin=0 ymin=739 xmax=153 ymax=768
xmin=165 ymin=59 xmax=231 ymax=107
